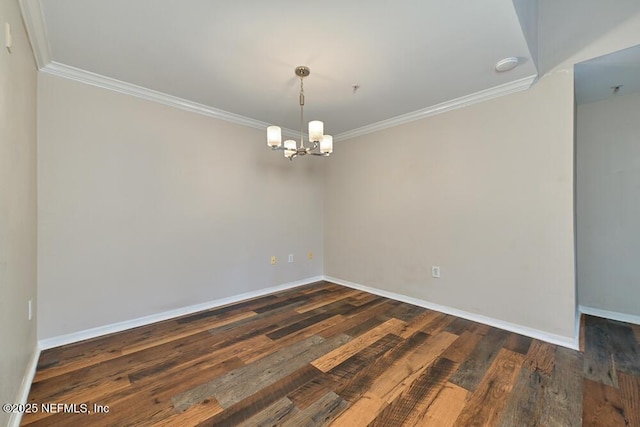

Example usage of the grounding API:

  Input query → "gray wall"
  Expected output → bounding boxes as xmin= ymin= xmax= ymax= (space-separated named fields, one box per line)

xmin=0 ymin=0 xmax=38 ymax=424
xmin=325 ymin=71 xmax=577 ymax=340
xmin=577 ymin=92 xmax=640 ymax=317
xmin=37 ymin=73 xmax=325 ymax=339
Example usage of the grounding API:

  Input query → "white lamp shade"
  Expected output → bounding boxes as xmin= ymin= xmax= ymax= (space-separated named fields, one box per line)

xmin=267 ymin=126 xmax=282 ymax=148
xmin=308 ymin=120 xmax=324 ymax=142
xmin=284 ymin=139 xmax=296 ymax=157
xmin=320 ymin=135 xmax=333 ymax=154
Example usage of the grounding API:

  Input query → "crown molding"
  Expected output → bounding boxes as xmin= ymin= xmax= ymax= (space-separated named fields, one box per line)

xmin=19 ymin=0 xmax=51 ymax=68
xmin=334 ymin=74 xmax=537 ymax=142
xmin=21 ymin=0 xmax=536 ymax=140
xmin=41 ymin=62 xmax=301 ymax=137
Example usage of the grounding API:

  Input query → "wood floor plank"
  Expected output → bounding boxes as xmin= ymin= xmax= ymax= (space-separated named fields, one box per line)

xmin=242 ymin=315 xmax=347 ymax=365
xmin=253 ymin=289 xmax=333 ymax=314
xmin=174 ymin=334 xmax=350 ymax=410
xmin=583 ymin=316 xmax=618 ymax=387
xmin=444 ymin=317 xmax=474 ymax=335
xmin=503 ymin=333 xmax=532 ymax=355
xmin=34 ymin=345 xmax=124 ymax=383
xmin=449 ymin=327 xmax=509 ymax=392
xmin=453 ymin=348 xmax=525 ymax=427
xmin=345 ymin=292 xmax=380 ymax=307
xmin=539 ymin=346 xmax=584 ymax=427
xmin=31 ymin=327 xmax=254 ymax=406
xmin=121 ymin=310 xmax=258 ymax=355
xmin=266 ymin=311 xmax=340 ymax=340
xmin=441 ymin=330 xmax=483 ymax=364
xmin=316 ymin=299 xmax=398 ymax=339
xmin=206 ymin=304 xmax=309 ymax=343
xmin=281 ymin=391 xmax=348 ymax=427
xmin=419 ymin=382 xmax=469 ymax=427
xmin=369 ymin=357 xmax=457 ymax=427
xmin=129 ymin=334 xmax=273 ymax=385
xmin=23 ymin=357 xmax=244 ymax=426
xmin=330 ymin=391 xmax=386 ymax=426
xmin=618 ymin=371 xmax=640 ymax=427
xmin=236 ymin=397 xmax=299 ymax=427
xmin=196 ymin=365 xmax=322 ymax=426
xmin=498 ymin=366 xmax=549 ymax=426
xmin=330 ymin=331 xmax=458 ymax=425
xmin=398 ymin=310 xmax=444 ymax=339
xmin=582 ymin=378 xmax=628 ymax=427
xmin=287 ymin=376 xmax=334 ymax=411
xmin=631 ymin=323 xmax=640 ymax=344
xmin=105 ymin=358 xmax=242 ymax=427
xmin=467 ymin=322 xmax=491 ymax=336
xmin=26 ymin=329 xmax=256 ymax=417
xmin=326 ymin=333 xmax=403 ymax=394
xmin=294 ymin=289 xmax=360 ymax=313
xmin=32 ymin=292 xmax=287 ymax=383
xmin=421 ymin=313 xmax=456 ymax=335
xmin=523 ymin=339 xmax=556 ymax=377
xmin=151 ymin=398 xmax=224 ymax=427
xmin=369 ymin=332 xmax=458 ymax=403
xmin=606 ymin=319 xmax=640 ymax=375
xmin=331 ymin=332 xmax=430 ymax=402
xmin=342 ymin=315 xmax=388 ymax=338
xmin=311 ymin=318 xmax=405 ymax=372
xmin=385 ymin=303 xmax=426 ymax=322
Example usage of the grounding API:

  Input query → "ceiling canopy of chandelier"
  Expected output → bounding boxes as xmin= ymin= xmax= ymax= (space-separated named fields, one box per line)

xmin=267 ymin=66 xmax=333 ymax=160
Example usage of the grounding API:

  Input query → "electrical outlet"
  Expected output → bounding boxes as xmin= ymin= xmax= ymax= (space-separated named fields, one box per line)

xmin=28 ymin=300 xmax=32 ymax=320
xmin=288 ymin=254 xmax=294 ymax=263
xmin=308 ymin=251 xmax=313 ymax=260
xmin=431 ymin=266 xmax=441 ymax=278
xmin=271 ymin=256 xmax=276 ymax=265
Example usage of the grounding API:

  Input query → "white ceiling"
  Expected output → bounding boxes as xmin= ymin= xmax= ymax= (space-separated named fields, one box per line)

xmin=28 ymin=0 xmax=539 ymax=138
xmin=575 ymin=44 xmax=640 ymax=105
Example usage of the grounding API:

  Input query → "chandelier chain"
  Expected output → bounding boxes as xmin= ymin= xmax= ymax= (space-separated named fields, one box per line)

xmin=299 ymin=76 xmax=305 ymax=148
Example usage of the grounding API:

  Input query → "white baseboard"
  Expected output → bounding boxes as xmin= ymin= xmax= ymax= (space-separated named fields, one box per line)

xmin=39 ymin=276 xmax=324 ymax=350
xmin=579 ymin=305 xmax=640 ymax=326
xmin=8 ymin=344 xmax=41 ymax=427
xmin=324 ymin=276 xmax=579 ymax=350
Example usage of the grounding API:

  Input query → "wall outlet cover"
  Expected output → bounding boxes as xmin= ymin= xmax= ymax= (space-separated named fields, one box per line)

xmin=432 ymin=266 xmax=441 ymax=278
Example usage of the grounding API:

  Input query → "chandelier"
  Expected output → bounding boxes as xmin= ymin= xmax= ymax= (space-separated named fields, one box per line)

xmin=267 ymin=66 xmax=333 ymax=160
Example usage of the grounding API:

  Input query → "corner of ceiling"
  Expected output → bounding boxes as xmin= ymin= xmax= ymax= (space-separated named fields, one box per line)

xmin=19 ymin=0 xmax=304 ymax=138
xmin=42 ymin=61 xmax=303 ymax=135
xmin=512 ymin=0 xmax=539 ymax=74
xmin=333 ymin=74 xmax=537 ymax=142
xmin=19 ymin=0 xmax=51 ymax=69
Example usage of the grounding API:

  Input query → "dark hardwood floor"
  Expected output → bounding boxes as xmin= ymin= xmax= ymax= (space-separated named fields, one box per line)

xmin=21 ymin=281 xmax=640 ymax=426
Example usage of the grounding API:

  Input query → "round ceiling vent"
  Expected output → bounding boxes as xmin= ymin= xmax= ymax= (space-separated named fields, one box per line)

xmin=495 ymin=57 xmax=519 ymax=72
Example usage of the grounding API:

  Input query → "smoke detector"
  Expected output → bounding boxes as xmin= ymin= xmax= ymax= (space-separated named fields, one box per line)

xmin=495 ymin=57 xmax=519 ymax=72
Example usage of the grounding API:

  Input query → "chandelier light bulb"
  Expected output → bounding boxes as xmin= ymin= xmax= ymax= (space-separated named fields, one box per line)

xmin=284 ymin=140 xmax=296 ymax=157
xmin=267 ymin=126 xmax=282 ymax=148
xmin=308 ymin=121 xmax=324 ymax=143
xmin=320 ymin=135 xmax=333 ymax=154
